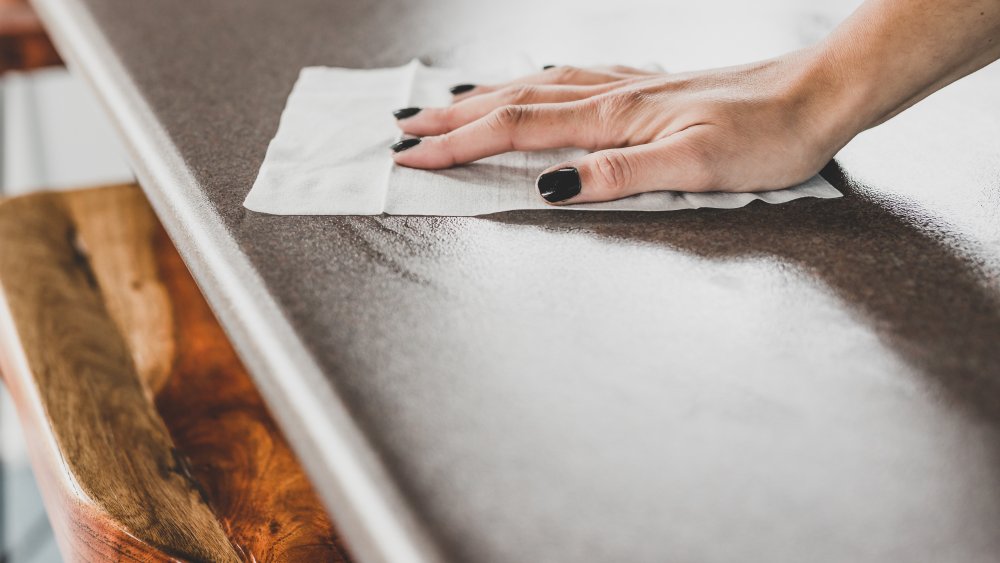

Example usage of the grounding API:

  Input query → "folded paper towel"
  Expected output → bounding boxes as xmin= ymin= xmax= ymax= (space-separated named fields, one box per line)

xmin=245 ymin=60 xmax=841 ymax=216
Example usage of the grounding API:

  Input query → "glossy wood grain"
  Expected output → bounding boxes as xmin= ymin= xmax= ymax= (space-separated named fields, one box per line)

xmin=0 ymin=189 xmax=239 ymax=561
xmin=148 ymin=200 xmax=352 ymax=562
xmin=0 ymin=185 xmax=350 ymax=562
xmin=63 ymin=187 xmax=176 ymax=394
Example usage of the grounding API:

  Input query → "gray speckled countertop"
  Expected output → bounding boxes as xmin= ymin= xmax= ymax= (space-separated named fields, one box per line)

xmin=33 ymin=0 xmax=1000 ymax=561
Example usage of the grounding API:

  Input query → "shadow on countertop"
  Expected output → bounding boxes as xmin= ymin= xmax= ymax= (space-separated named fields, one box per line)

xmin=490 ymin=160 xmax=1000 ymax=425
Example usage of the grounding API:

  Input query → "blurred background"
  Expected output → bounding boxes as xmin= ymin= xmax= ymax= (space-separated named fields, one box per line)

xmin=1 ymin=0 xmax=131 ymax=560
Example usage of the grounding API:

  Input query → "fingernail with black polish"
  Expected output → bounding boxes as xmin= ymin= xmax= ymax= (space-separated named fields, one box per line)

xmin=542 ymin=65 xmax=556 ymax=70
xmin=393 ymin=107 xmax=422 ymax=120
xmin=391 ymin=138 xmax=422 ymax=153
xmin=537 ymin=168 xmax=581 ymax=203
xmin=449 ymin=83 xmax=476 ymax=95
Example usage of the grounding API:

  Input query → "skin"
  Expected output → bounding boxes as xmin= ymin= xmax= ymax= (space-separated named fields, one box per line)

xmin=391 ymin=0 xmax=1000 ymax=204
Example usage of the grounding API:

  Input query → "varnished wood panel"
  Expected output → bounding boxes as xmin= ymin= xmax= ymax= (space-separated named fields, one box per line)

xmin=0 ymin=185 xmax=351 ymax=562
xmin=64 ymin=187 xmax=176 ymax=394
xmin=151 ymin=221 xmax=351 ymax=562
xmin=0 ymin=190 xmax=240 ymax=561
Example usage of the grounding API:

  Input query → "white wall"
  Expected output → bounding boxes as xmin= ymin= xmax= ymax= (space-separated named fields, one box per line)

xmin=1 ymin=67 xmax=133 ymax=196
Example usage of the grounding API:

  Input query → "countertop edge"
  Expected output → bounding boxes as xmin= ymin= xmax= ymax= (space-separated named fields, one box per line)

xmin=28 ymin=1 xmax=441 ymax=561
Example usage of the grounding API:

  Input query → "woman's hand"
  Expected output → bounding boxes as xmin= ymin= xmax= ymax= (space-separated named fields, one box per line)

xmin=390 ymin=0 xmax=1000 ymax=205
xmin=390 ymin=52 xmax=858 ymax=204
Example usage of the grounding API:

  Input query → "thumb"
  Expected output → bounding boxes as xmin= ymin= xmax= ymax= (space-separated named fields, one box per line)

xmin=535 ymin=132 xmax=715 ymax=205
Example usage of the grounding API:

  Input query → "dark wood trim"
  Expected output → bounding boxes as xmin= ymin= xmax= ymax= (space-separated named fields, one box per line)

xmin=0 ymin=0 xmax=61 ymax=72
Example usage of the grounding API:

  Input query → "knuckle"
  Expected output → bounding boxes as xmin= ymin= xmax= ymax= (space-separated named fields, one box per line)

xmin=489 ymin=104 xmax=530 ymax=130
xmin=500 ymin=85 xmax=538 ymax=104
xmin=591 ymin=96 xmax=633 ymax=146
xmin=577 ymin=95 xmax=602 ymax=114
xmin=593 ymin=94 xmax=621 ymax=128
xmin=594 ymin=89 xmax=651 ymax=122
xmin=613 ymin=89 xmax=654 ymax=108
xmin=569 ymin=98 xmax=609 ymax=150
xmin=440 ymin=106 xmax=461 ymax=129
xmin=591 ymin=150 xmax=635 ymax=194
xmin=435 ymin=133 xmax=459 ymax=167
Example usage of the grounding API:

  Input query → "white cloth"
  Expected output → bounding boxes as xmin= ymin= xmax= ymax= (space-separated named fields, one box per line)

xmin=245 ymin=60 xmax=841 ymax=216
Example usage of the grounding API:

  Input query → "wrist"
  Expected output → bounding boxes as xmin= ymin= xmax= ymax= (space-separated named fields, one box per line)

xmin=778 ymin=45 xmax=881 ymax=158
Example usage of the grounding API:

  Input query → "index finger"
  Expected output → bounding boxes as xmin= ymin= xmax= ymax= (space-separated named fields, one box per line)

xmin=392 ymin=102 xmax=598 ymax=169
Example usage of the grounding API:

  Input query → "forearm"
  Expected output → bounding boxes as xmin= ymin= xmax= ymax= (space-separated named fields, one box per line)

xmin=817 ymin=0 xmax=1000 ymax=132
